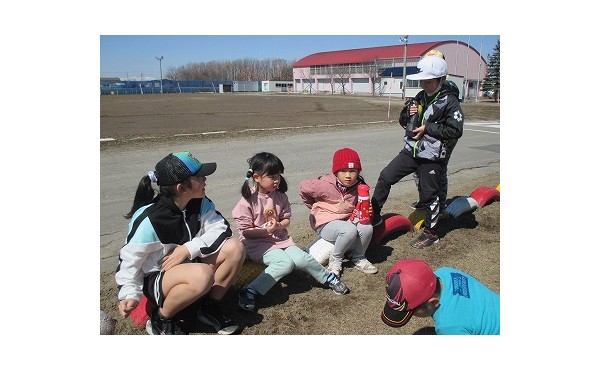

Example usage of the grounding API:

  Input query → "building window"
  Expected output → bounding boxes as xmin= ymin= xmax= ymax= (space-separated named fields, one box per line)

xmin=407 ymin=80 xmax=420 ymax=88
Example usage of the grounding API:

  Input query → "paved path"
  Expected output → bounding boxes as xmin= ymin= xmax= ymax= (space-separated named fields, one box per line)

xmin=100 ymin=122 xmax=499 ymax=272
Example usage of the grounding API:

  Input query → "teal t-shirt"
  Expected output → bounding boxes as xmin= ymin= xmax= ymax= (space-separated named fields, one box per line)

xmin=432 ymin=267 xmax=500 ymax=335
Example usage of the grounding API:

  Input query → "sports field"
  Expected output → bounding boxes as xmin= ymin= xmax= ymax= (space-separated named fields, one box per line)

xmin=101 ymin=93 xmax=499 ymax=147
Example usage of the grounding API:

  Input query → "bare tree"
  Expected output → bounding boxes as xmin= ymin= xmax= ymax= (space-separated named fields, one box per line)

xmin=327 ymin=65 xmax=336 ymax=94
xmin=363 ymin=60 xmax=382 ymax=96
xmin=165 ymin=66 xmax=179 ymax=80
xmin=334 ymin=64 xmax=352 ymax=95
xmin=259 ymin=59 xmax=270 ymax=81
xmin=269 ymin=58 xmax=293 ymax=80
xmin=298 ymin=69 xmax=314 ymax=94
xmin=274 ymin=59 xmax=293 ymax=80
xmin=165 ymin=58 xmax=294 ymax=81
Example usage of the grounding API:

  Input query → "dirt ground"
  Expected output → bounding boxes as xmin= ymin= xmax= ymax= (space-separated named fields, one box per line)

xmin=100 ymin=93 xmax=500 ymax=335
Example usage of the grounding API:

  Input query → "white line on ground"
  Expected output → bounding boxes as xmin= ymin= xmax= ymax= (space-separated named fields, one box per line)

xmin=100 ymin=121 xmax=497 ymax=142
xmin=464 ymin=128 xmax=499 ymax=134
xmin=129 ymin=136 xmax=157 ymax=141
xmin=465 ymin=122 xmax=500 ymax=128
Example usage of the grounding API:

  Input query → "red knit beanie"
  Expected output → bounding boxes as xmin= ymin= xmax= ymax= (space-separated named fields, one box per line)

xmin=332 ymin=147 xmax=362 ymax=174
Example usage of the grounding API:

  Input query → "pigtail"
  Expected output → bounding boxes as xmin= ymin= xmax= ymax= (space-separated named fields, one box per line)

xmin=241 ymin=168 xmax=253 ymax=200
xmin=277 ymin=175 xmax=288 ymax=193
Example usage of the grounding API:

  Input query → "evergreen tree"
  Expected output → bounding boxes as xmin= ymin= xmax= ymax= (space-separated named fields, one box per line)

xmin=481 ymin=40 xmax=500 ymax=102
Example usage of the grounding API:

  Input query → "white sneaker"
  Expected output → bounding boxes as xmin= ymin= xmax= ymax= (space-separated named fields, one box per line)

xmin=352 ymin=259 xmax=378 ymax=274
xmin=145 ymin=320 xmax=153 ymax=335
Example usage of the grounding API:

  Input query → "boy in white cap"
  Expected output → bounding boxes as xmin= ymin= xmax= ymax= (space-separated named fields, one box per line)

xmin=371 ymin=51 xmax=464 ymax=249
xmin=381 ymin=259 xmax=500 ymax=335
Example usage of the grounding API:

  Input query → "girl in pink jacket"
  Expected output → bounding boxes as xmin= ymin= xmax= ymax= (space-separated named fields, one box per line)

xmin=299 ymin=148 xmax=377 ymax=277
xmin=232 ymin=152 xmax=349 ymax=312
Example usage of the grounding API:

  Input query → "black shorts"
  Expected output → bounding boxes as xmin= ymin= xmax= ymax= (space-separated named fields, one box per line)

xmin=143 ymin=271 xmax=165 ymax=308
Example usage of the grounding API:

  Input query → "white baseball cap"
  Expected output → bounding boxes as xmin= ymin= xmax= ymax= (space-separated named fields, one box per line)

xmin=406 ymin=55 xmax=448 ymax=80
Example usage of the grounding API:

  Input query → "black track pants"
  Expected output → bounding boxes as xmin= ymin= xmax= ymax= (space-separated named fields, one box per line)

xmin=371 ymin=150 xmax=442 ymax=230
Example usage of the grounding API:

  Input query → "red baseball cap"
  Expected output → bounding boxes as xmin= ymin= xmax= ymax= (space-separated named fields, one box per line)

xmin=381 ymin=259 xmax=437 ymax=327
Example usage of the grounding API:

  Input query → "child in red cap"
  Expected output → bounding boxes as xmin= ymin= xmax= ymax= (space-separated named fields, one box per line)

xmin=299 ymin=148 xmax=377 ymax=277
xmin=381 ymin=259 xmax=500 ymax=334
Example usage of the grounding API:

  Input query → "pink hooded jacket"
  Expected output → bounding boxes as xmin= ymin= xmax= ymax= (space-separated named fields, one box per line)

xmin=299 ymin=173 xmax=361 ymax=231
xmin=232 ymin=188 xmax=295 ymax=262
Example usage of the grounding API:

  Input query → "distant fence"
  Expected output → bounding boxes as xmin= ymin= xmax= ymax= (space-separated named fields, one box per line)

xmin=100 ymin=86 xmax=219 ymax=95
xmin=100 ymin=79 xmax=259 ymax=95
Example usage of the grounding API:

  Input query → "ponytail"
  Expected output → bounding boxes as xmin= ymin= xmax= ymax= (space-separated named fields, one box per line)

xmin=124 ymin=175 xmax=156 ymax=219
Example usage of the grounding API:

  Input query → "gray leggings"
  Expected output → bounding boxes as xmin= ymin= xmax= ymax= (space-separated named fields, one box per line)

xmin=318 ymin=219 xmax=373 ymax=264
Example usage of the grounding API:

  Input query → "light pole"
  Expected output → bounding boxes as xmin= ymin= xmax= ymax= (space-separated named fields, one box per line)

xmin=400 ymin=36 xmax=409 ymax=99
xmin=155 ymin=56 xmax=164 ymax=94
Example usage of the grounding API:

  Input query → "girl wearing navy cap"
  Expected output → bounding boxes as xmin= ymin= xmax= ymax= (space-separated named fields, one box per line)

xmin=115 ymin=151 xmax=245 ymax=335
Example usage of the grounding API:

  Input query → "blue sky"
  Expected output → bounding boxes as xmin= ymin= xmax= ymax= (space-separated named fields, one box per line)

xmin=100 ymin=35 xmax=499 ymax=79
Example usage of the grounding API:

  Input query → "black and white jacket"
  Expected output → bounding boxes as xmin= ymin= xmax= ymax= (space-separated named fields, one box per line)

xmin=115 ymin=195 xmax=232 ymax=301
xmin=400 ymin=84 xmax=464 ymax=161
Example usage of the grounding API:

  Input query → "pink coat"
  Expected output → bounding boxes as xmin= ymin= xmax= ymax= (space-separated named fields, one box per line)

xmin=299 ymin=173 xmax=360 ymax=231
xmin=232 ymin=188 xmax=295 ymax=262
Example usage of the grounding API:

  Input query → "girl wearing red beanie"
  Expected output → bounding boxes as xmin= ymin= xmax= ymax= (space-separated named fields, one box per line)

xmin=299 ymin=148 xmax=377 ymax=277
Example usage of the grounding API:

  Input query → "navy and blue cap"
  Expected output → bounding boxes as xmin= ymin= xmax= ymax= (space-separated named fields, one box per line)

xmin=155 ymin=151 xmax=216 ymax=186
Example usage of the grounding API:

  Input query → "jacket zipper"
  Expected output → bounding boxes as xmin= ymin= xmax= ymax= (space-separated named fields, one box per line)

xmin=182 ymin=209 xmax=192 ymax=242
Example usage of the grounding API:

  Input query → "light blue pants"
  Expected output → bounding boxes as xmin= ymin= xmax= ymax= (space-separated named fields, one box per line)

xmin=318 ymin=219 xmax=373 ymax=265
xmin=248 ymin=245 xmax=329 ymax=295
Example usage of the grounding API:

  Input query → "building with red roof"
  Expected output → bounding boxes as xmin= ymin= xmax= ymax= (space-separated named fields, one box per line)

xmin=292 ymin=40 xmax=486 ymax=99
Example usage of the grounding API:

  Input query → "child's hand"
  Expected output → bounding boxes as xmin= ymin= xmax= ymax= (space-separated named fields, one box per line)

xmin=161 ymin=245 xmax=190 ymax=272
xmin=411 ymin=125 xmax=425 ymax=140
xmin=369 ymin=204 xmax=374 ymax=217
xmin=263 ymin=208 xmax=279 ymax=233
xmin=118 ymin=298 xmax=139 ymax=318
xmin=265 ymin=220 xmax=278 ymax=234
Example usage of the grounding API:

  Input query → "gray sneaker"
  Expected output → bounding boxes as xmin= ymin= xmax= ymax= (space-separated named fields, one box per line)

xmin=409 ymin=229 xmax=439 ymax=249
xmin=326 ymin=273 xmax=349 ymax=295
